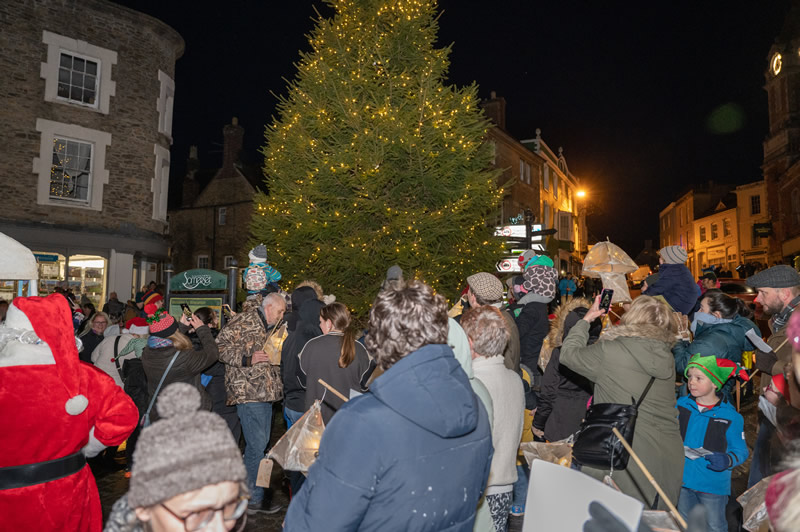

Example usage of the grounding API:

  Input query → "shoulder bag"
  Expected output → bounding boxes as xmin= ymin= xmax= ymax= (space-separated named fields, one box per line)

xmin=571 ymin=376 xmax=655 ymax=471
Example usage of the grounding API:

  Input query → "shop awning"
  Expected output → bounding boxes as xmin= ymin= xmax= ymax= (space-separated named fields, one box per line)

xmin=0 ymin=232 xmax=38 ymax=280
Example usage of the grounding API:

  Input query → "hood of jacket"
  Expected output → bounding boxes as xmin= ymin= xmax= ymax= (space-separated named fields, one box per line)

xmin=539 ymin=297 xmax=591 ymax=371
xmin=370 ymin=343 xmax=478 ymax=439
xmin=599 ymin=322 xmax=677 ymax=379
xmin=286 ymin=286 xmax=319 ymax=332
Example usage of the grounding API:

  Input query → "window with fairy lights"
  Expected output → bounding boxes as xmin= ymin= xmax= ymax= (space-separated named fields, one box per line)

xmin=49 ymin=137 xmax=92 ymax=202
xmin=41 ymin=31 xmax=117 ymax=114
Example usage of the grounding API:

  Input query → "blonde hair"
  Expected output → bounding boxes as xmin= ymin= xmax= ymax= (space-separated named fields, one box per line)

xmin=296 ymin=280 xmax=324 ymax=300
xmin=168 ymin=330 xmax=193 ymax=351
xmin=620 ymin=295 xmax=678 ymax=333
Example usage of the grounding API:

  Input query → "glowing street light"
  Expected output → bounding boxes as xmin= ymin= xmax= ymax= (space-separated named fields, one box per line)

xmin=576 ymin=190 xmax=586 ymax=198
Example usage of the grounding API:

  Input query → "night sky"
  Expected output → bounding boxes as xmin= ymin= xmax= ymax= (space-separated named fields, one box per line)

xmin=115 ymin=1 xmax=791 ymax=256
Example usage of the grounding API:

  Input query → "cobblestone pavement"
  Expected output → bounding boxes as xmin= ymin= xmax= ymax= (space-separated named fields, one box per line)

xmin=95 ymin=391 xmax=759 ymax=532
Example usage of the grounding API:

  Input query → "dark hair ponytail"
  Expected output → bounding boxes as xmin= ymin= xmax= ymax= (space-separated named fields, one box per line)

xmin=702 ymin=289 xmax=754 ymax=320
xmin=320 ymin=302 xmax=356 ymax=368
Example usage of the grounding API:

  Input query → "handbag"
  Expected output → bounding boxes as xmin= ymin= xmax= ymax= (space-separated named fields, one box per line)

xmin=571 ymin=376 xmax=655 ymax=471
xmin=139 ymin=350 xmax=180 ymax=428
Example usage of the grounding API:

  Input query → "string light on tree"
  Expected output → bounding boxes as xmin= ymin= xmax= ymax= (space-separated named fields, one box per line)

xmin=250 ymin=0 xmax=504 ymax=317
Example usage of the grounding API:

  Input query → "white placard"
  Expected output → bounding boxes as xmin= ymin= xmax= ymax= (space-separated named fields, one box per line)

xmin=523 ymin=459 xmax=643 ymax=532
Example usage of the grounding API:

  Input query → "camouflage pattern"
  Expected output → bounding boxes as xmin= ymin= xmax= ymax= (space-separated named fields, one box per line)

xmin=217 ymin=297 xmax=283 ymax=405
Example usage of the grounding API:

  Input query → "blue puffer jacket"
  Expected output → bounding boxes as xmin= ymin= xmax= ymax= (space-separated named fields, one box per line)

xmin=644 ymin=263 xmax=700 ymax=315
xmin=673 ymin=315 xmax=757 ymax=401
xmin=284 ymin=343 xmax=493 ymax=532
xmin=677 ymin=396 xmax=748 ymax=495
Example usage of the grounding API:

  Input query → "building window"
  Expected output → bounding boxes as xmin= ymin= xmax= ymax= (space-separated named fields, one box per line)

xmin=710 ymin=223 xmax=719 ymax=240
xmin=152 ymin=145 xmax=170 ymax=221
xmin=543 ymin=201 xmax=550 ymax=228
xmin=49 ymin=137 xmax=92 ymax=203
xmin=58 ymin=52 xmax=98 ymax=106
xmin=752 ymin=227 xmax=761 ymax=247
xmin=41 ymin=30 xmax=117 ymax=114
xmin=224 ymin=255 xmax=235 ymax=268
xmin=543 ymin=166 xmax=549 ymax=191
xmin=519 ymin=160 xmax=531 ymax=184
xmin=723 ymin=218 xmax=731 ymax=237
xmin=219 ymin=207 xmax=227 ymax=225
xmin=197 ymin=255 xmax=209 ymax=269
xmin=751 ymin=195 xmax=761 ymax=215
xmin=489 ymin=141 xmax=496 ymax=166
xmin=34 ymin=119 xmax=111 ymax=211
xmin=157 ymin=70 xmax=176 ymax=141
xmin=699 ymin=226 xmax=707 ymax=242
xmin=553 ymin=172 xmax=559 ymax=199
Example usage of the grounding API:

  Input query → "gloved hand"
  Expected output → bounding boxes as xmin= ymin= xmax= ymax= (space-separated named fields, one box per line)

xmin=704 ymin=452 xmax=732 ymax=472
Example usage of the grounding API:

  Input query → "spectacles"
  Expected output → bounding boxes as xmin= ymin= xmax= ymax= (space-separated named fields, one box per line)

xmin=160 ymin=495 xmax=249 ymax=531
xmin=94 ymin=321 xmax=107 ymax=325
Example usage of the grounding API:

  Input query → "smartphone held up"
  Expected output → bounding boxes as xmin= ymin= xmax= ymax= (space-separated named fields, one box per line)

xmin=598 ymin=289 xmax=614 ymax=313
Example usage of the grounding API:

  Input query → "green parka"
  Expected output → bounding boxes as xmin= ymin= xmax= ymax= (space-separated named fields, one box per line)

xmin=560 ymin=320 xmax=684 ymax=510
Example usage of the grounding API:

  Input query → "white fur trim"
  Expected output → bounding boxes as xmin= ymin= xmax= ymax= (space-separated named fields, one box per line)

xmin=4 ymin=303 xmax=34 ymax=331
xmin=127 ymin=325 xmax=149 ymax=335
xmin=81 ymin=427 xmax=106 ymax=458
xmin=0 ymin=342 xmax=55 ymax=367
xmin=66 ymin=394 xmax=89 ymax=415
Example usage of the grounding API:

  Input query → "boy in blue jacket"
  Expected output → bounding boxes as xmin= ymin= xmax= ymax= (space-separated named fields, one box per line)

xmin=677 ymin=354 xmax=749 ymax=532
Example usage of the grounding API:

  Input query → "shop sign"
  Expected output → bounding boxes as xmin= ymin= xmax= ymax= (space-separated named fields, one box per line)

xmin=754 ymin=223 xmax=772 ymax=237
xmin=34 ymin=253 xmax=59 ymax=262
xmin=707 ymin=247 xmax=726 ymax=259
xmin=170 ymin=269 xmax=227 ymax=291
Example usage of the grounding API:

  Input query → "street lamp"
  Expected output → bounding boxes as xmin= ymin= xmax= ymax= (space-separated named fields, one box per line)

xmin=576 ymin=190 xmax=586 ymax=198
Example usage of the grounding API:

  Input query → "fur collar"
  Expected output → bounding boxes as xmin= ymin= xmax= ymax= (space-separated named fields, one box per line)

xmin=599 ymin=323 xmax=677 ymax=347
xmin=538 ymin=297 xmax=592 ymax=371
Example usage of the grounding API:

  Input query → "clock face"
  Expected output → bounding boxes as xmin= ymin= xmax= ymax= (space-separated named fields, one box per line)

xmin=772 ymin=52 xmax=783 ymax=75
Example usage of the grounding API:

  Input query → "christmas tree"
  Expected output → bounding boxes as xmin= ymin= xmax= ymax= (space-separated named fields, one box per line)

xmin=252 ymin=0 xmax=504 ymax=316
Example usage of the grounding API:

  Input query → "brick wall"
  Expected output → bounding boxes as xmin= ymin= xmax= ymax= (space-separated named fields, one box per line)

xmin=0 ymin=0 xmax=183 ymax=237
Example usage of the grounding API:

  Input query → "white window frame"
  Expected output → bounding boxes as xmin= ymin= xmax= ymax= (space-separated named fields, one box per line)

xmin=218 ymin=207 xmax=227 ymax=225
xmin=751 ymin=195 xmax=761 ymax=215
xmin=224 ymin=255 xmax=235 ymax=268
xmin=197 ymin=255 xmax=209 ymax=269
xmin=152 ymin=144 xmax=170 ymax=221
xmin=157 ymin=70 xmax=175 ymax=142
xmin=40 ymin=31 xmax=117 ymax=114
xmin=33 ymin=119 xmax=111 ymax=211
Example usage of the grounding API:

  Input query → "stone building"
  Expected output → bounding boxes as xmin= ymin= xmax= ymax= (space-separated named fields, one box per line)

xmin=692 ymin=195 xmax=739 ymax=275
xmin=168 ymin=118 xmax=261 ymax=273
xmin=763 ymin=4 xmax=800 ymax=264
xmin=735 ymin=181 xmax=771 ymax=267
xmin=0 ymin=0 xmax=183 ymax=305
xmin=482 ymin=92 xmax=587 ymax=273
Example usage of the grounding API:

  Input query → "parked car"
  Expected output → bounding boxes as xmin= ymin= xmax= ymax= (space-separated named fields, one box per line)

xmin=717 ymin=278 xmax=769 ymax=336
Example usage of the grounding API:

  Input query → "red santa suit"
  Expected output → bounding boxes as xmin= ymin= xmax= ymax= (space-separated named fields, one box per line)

xmin=0 ymin=294 xmax=139 ymax=531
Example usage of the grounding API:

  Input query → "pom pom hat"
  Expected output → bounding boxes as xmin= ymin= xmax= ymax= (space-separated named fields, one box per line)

xmin=145 ymin=304 xmax=177 ymax=338
xmin=127 ymin=383 xmax=246 ymax=508
xmin=685 ymin=354 xmax=749 ymax=391
xmin=124 ymin=317 xmax=149 ymax=335
xmin=142 ymin=290 xmax=162 ymax=307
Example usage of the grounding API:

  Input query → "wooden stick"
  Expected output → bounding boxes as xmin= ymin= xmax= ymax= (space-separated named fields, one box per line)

xmin=611 ymin=427 xmax=687 ymax=531
xmin=318 ymin=378 xmax=349 ymax=402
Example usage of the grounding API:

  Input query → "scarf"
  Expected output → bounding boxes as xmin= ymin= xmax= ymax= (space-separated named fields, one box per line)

xmin=772 ymin=295 xmax=800 ymax=333
xmin=690 ymin=312 xmax=732 ymax=335
xmin=147 ymin=336 xmax=173 ymax=349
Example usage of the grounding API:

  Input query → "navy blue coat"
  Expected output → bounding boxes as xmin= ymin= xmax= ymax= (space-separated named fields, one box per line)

xmin=284 ymin=344 xmax=493 ymax=532
xmin=643 ymin=263 xmax=700 ymax=315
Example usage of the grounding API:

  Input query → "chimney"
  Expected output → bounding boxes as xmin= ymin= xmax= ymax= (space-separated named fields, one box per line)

xmin=481 ymin=91 xmax=506 ymax=130
xmin=181 ymin=145 xmax=200 ymax=207
xmin=221 ymin=117 xmax=244 ymax=178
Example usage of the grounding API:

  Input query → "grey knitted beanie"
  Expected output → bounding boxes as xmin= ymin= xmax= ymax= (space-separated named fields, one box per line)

xmin=127 ymin=383 xmax=246 ymax=508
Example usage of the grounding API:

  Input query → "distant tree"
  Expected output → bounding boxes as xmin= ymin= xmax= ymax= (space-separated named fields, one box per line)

xmin=252 ymin=0 xmax=504 ymax=316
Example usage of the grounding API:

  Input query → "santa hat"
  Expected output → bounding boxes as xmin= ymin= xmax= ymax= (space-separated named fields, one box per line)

xmin=685 ymin=355 xmax=749 ymax=391
xmin=145 ymin=304 xmax=177 ymax=338
xmin=11 ymin=294 xmax=89 ymax=416
xmin=143 ymin=290 xmax=163 ymax=307
xmin=124 ymin=317 xmax=149 ymax=335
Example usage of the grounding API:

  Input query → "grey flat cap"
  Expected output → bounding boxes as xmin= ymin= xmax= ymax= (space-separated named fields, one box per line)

xmin=746 ymin=265 xmax=800 ymax=288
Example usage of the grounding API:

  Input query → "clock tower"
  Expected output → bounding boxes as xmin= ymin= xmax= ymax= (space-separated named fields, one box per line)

xmin=764 ymin=1 xmax=800 ymax=263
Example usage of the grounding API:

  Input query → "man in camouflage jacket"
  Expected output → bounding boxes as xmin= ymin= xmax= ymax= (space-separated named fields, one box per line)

xmin=217 ymin=292 xmax=286 ymax=511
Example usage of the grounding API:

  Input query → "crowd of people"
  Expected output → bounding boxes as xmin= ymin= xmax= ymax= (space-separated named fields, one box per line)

xmin=4 ymin=241 xmax=800 ymax=532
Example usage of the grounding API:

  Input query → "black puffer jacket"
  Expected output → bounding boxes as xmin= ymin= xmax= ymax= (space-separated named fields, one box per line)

xmin=281 ymin=289 xmax=325 ymax=412
xmin=509 ymin=292 xmax=550 ymax=371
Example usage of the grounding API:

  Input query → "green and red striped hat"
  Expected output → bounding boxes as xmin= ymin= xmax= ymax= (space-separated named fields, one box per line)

xmin=685 ymin=354 xmax=749 ymax=390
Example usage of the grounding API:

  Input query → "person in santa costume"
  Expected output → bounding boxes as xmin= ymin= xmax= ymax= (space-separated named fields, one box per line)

xmin=0 ymin=293 xmax=139 ymax=531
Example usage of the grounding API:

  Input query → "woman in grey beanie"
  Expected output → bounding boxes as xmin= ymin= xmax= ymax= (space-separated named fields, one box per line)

xmin=105 ymin=383 xmax=248 ymax=532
